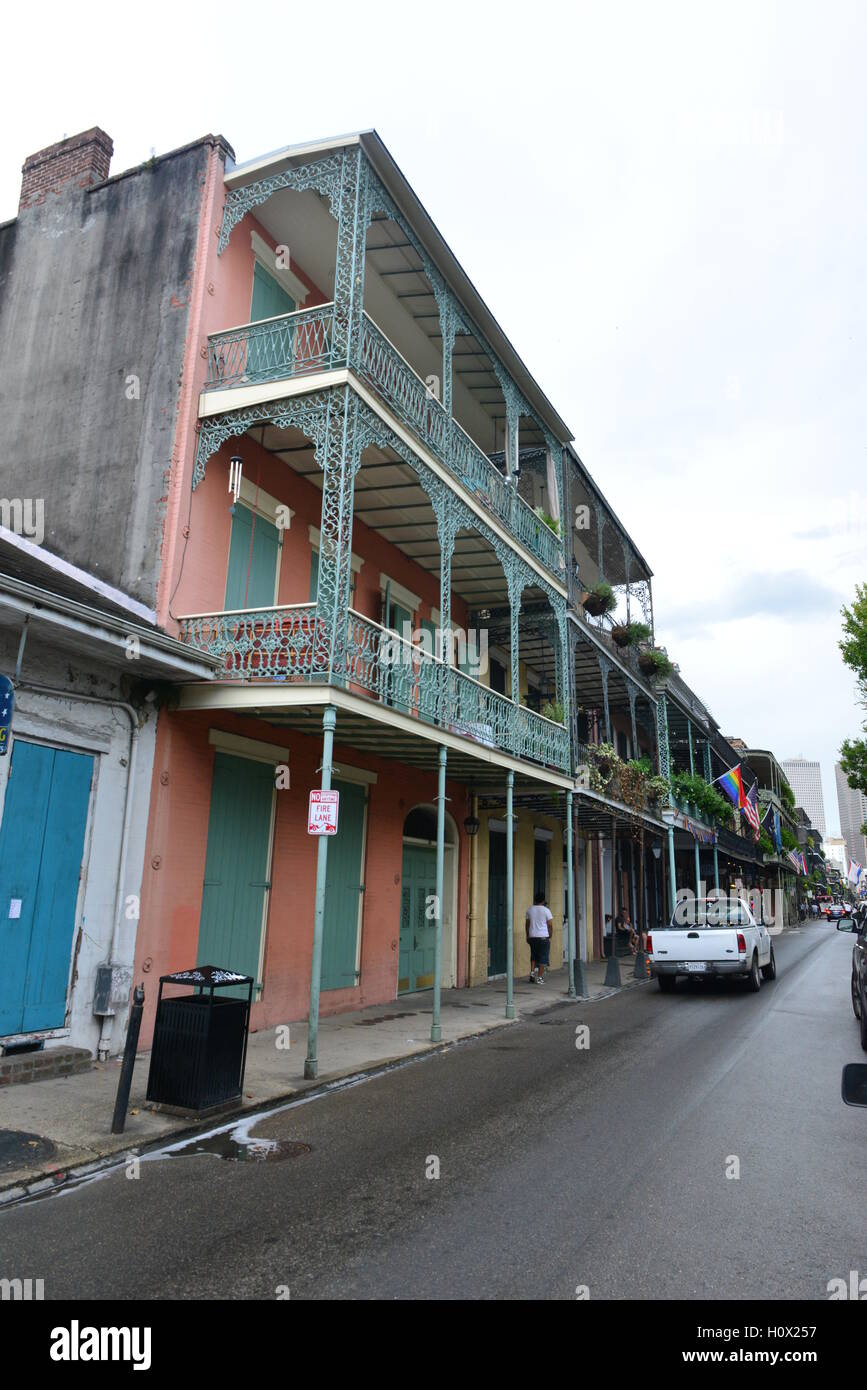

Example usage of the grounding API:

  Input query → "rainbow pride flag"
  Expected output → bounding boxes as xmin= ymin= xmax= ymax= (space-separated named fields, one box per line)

xmin=715 ymin=763 xmax=746 ymax=809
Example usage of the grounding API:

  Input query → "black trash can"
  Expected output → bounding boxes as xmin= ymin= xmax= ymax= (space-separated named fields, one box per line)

xmin=146 ymin=965 xmax=254 ymax=1113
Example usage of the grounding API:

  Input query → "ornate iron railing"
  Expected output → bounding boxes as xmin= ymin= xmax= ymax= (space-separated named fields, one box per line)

xmin=205 ymin=305 xmax=336 ymax=389
xmin=203 ymin=308 xmax=563 ymax=577
xmin=177 ymin=604 xmax=569 ymax=773
xmin=358 ymin=315 xmax=562 ymax=576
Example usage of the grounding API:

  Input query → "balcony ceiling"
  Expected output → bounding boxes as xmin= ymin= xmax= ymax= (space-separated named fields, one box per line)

xmin=244 ymin=421 xmax=511 ymax=608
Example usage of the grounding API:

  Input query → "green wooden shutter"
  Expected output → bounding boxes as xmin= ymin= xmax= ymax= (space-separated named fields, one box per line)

xmin=225 ymin=505 xmax=280 ymax=611
xmin=249 ymin=263 xmax=296 ymax=377
xmin=321 ymin=780 xmax=367 ymax=990
xmin=309 ymin=549 xmax=319 ymax=602
xmin=251 ymin=261 xmax=295 ymax=322
xmin=198 ymin=754 xmax=275 ymax=994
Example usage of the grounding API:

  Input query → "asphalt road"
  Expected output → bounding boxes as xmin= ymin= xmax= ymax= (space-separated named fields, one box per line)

xmin=3 ymin=924 xmax=865 ymax=1300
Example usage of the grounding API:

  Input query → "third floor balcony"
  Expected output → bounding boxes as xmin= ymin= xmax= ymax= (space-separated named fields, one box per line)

xmin=202 ymin=133 xmax=572 ymax=585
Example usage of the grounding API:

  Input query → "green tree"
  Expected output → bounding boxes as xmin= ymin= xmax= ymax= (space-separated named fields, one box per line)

xmin=839 ymin=584 xmax=867 ymax=797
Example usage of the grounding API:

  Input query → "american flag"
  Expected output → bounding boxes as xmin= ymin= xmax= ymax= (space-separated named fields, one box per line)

xmin=743 ymin=780 xmax=761 ymax=841
xmin=787 ymin=849 xmax=803 ymax=874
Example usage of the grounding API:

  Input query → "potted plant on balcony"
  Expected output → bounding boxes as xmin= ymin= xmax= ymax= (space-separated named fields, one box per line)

xmin=540 ymin=699 xmax=566 ymax=724
xmin=534 ymin=507 xmax=561 ymax=537
xmin=646 ymin=774 xmax=671 ymax=806
xmin=582 ymin=581 xmax=616 ymax=617
xmin=610 ymin=619 xmax=652 ymax=649
xmin=638 ymin=645 xmax=674 ymax=679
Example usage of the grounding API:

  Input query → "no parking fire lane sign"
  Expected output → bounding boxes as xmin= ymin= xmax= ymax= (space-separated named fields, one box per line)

xmin=308 ymin=789 xmax=339 ymax=835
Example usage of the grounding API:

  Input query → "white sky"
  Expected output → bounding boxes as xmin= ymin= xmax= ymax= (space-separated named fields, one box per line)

xmin=4 ymin=0 xmax=864 ymax=834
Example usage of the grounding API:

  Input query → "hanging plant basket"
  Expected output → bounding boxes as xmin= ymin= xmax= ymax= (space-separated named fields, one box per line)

xmin=638 ymin=650 xmax=656 ymax=674
xmin=611 ymin=624 xmax=631 ymax=647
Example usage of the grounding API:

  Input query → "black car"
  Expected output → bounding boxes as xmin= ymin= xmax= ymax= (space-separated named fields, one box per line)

xmin=839 ymin=913 xmax=867 ymax=1049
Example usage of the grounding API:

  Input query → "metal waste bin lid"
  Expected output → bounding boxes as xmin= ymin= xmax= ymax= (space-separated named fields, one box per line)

xmin=159 ymin=965 xmax=254 ymax=988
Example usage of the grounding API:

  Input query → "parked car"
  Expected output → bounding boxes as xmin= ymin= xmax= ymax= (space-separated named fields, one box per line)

xmin=838 ymin=915 xmax=867 ymax=1050
xmin=648 ymin=897 xmax=775 ymax=992
xmin=825 ymin=903 xmax=846 ymax=921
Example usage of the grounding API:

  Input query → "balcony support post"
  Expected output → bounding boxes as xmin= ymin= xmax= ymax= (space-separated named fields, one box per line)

xmin=667 ymin=825 xmax=677 ymax=917
xmin=507 ymin=562 xmax=524 ymax=750
xmin=597 ymin=653 xmax=612 ymax=743
xmin=332 ymin=146 xmax=369 ymax=370
xmin=315 ymin=387 xmax=363 ymax=683
xmin=505 ymin=770 xmax=515 ymax=1020
xmin=566 ymin=790 xmax=577 ymax=998
xmin=594 ymin=501 xmax=606 ymax=578
xmin=628 ymin=683 xmax=638 ymax=758
xmin=438 ymin=293 xmax=456 ymax=420
xmin=304 ymin=704 xmax=337 ymax=1080
xmin=431 ymin=746 xmax=448 ymax=1043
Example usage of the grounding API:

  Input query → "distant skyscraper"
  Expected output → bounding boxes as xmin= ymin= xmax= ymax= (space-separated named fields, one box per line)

xmin=782 ymin=759 xmax=826 ymax=836
xmin=835 ymin=763 xmax=867 ymax=869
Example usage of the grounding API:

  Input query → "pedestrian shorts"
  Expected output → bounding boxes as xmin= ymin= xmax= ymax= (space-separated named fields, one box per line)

xmin=529 ymin=937 xmax=550 ymax=966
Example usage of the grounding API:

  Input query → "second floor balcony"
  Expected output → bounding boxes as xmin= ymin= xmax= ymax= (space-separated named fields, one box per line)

xmin=177 ymin=602 xmax=571 ymax=774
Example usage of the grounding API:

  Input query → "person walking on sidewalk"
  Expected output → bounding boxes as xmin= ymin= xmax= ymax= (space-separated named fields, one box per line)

xmin=526 ymin=891 xmax=553 ymax=983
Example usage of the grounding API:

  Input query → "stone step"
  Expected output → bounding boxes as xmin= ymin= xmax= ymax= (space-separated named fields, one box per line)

xmin=0 ymin=1046 xmax=93 ymax=1086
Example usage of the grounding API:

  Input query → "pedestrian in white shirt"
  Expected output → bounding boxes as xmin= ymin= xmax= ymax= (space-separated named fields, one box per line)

xmin=526 ymin=892 xmax=554 ymax=983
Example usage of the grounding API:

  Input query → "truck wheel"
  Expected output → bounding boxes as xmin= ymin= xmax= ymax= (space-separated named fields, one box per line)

xmin=761 ymin=944 xmax=776 ymax=981
xmin=746 ymin=953 xmax=762 ymax=992
xmin=852 ymin=970 xmax=861 ymax=1021
xmin=658 ymin=974 xmax=676 ymax=993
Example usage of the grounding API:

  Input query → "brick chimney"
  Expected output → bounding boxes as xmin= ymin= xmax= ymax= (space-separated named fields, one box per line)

xmin=19 ymin=127 xmax=113 ymax=212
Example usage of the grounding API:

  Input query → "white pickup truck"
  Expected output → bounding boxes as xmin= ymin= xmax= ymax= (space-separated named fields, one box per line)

xmin=649 ymin=897 xmax=776 ymax=993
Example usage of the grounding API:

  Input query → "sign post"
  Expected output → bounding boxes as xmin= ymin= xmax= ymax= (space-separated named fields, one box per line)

xmin=305 ymin=708 xmax=337 ymax=1081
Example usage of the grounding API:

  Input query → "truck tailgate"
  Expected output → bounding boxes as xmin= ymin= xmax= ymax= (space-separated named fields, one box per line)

xmin=652 ymin=928 xmax=742 ymax=964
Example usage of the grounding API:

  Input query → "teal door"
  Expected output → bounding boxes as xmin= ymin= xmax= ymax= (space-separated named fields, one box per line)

xmin=399 ymin=844 xmax=438 ymax=992
xmin=197 ymin=754 xmax=275 ymax=993
xmin=225 ymin=504 xmax=280 ymax=611
xmin=321 ymin=779 xmax=367 ymax=991
xmin=384 ymin=599 xmax=412 ymax=713
xmin=249 ymin=262 xmax=295 ymax=378
xmin=487 ymin=828 xmax=508 ymax=976
xmin=0 ymin=740 xmax=94 ymax=1036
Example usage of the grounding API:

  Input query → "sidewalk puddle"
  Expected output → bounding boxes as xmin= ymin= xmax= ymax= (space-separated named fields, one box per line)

xmin=0 ymin=1130 xmax=57 ymax=1173
xmin=354 ymin=1012 xmax=417 ymax=1026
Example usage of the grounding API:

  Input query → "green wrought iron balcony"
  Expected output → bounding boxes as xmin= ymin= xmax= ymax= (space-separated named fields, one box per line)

xmin=204 ymin=307 xmax=564 ymax=579
xmin=177 ymin=603 xmax=570 ymax=774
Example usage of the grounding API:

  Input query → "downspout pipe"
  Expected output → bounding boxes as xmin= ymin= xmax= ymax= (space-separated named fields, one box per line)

xmin=16 ymin=680 xmax=140 ymax=1060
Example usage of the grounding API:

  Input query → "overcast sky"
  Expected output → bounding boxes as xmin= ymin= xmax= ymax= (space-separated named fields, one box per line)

xmin=4 ymin=0 xmax=864 ymax=835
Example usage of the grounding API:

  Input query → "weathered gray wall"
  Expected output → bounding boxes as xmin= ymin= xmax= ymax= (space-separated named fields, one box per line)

xmin=0 ymin=142 xmax=217 ymax=608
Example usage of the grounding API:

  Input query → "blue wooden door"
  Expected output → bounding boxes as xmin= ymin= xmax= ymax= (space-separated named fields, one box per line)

xmin=0 ymin=740 xmax=94 ymax=1036
xmin=321 ymin=779 xmax=366 ymax=991
xmin=225 ymin=504 xmax=280 ymax=611
xmin=398 ymin=844 xmax=438 ymax=992
xmin=197 ymin=754 xmax=275 ymax=994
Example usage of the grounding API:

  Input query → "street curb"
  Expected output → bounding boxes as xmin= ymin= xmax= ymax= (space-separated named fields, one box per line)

xmin=0 ymin=1017 xmax=520 ymax=1205
xmin=0 ymin=976 xmax=653 ymax=1204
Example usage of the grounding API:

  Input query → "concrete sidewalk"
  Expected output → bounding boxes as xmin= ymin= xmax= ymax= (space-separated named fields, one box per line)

xmin=0 ymin=958 xmax=650 ymax=1197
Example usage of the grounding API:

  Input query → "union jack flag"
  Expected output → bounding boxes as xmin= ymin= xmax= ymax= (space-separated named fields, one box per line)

xmin=743 ymin=781 xmax=761 ymax=841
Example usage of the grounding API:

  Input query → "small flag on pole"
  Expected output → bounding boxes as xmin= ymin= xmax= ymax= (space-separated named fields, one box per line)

xmin=787 ymin=849 xmax=803 ymax=874
xmin=743 ymin=781 xmax=761 ymax=841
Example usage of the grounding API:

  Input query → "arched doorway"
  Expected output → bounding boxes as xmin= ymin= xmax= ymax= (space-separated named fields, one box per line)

xmin=399 ymin=805 xmax=459 ymax=994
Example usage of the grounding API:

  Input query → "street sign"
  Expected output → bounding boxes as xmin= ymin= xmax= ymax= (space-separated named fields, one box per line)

xmin=0 ymin=675 xmax=13 ymax=757
xmin=308 ymin=789 xmax=339 ymax=836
